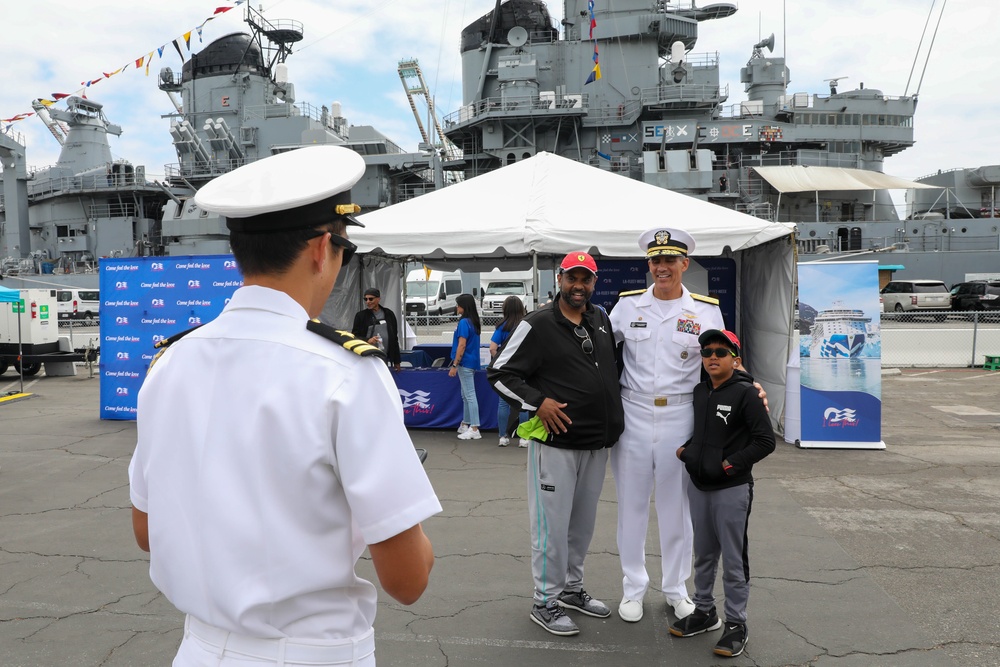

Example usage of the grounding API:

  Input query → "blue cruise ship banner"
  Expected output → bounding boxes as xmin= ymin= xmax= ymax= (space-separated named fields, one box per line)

xmin=99 ymin=256 xmax=243 ymax=420
xmin=797 ymin=261 xmax=884 ymax=449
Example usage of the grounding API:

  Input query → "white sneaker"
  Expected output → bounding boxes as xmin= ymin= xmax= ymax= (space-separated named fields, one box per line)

xmin=457 ymin=423 xmax=469 ymax=434
xmin=518 ymin=438 xmax=529 ymax=448
xmin=667 ymin=596 xmax=696 ymax=619
xmin=498 ymin=436 xmax=510 ymax=447
xmin=618 ymin=598 xmax=643 ymax=622
xmin=457 ymin=429 xmax=482 ymax=440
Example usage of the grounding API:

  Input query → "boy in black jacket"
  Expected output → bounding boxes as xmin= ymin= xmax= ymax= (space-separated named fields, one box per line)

xmin=670 ymin=329 xmax=775 ymax=658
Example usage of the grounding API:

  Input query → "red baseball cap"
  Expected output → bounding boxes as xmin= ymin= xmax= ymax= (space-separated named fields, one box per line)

xmin=698 ymin=329 xmax=741 ymax=356
xmin=559 ymin=251 xmax=598 ymax=275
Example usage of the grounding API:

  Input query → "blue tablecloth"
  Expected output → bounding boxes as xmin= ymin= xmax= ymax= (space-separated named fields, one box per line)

xmin=394 ymin=368 xmax=498 ymax=430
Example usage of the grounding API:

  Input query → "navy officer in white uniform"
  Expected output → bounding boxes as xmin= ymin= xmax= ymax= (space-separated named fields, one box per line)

xmin=610 ymin=227 xmax=724 ymax=624
xmin=129 ymin=146 xmax=441 ymax=667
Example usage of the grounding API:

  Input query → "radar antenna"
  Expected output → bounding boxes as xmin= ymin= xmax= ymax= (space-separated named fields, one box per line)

xmin=823 ymin=76 xmax=848 ymax=95
xmin=751 ymin=33 xmax=774 ymax=59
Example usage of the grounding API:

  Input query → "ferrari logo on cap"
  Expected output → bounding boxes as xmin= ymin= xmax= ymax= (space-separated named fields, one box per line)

xmin=577 ymin=254 xmax=586 ymax=261
xmin=655 ymin=230 xmax=671 ymax=245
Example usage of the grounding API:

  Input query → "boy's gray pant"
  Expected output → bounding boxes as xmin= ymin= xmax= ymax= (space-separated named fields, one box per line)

xmin=687 ymin=481 xmax=753 ymax=624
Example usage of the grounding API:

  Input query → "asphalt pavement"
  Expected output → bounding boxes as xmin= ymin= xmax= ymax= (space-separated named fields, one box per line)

xmin=1 ymin=366 xmax=998 ymax=666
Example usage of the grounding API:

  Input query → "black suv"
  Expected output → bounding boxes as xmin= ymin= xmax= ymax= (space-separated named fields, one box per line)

xmin=950 ymin=281 xmax=1000 ymax=312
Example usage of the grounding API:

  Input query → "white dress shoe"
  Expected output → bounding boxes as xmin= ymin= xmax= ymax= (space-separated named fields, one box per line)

xmin=618 ymin=598 xmax=643 ymax=622
xmin=667 ymin=596 xmax=696 ymax=619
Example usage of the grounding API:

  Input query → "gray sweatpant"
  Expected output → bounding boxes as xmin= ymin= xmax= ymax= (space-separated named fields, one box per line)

xmin=687 ymin=482 xmax=753 ymax=624
xmin=527 ymin=443 xmax=609 ymax=605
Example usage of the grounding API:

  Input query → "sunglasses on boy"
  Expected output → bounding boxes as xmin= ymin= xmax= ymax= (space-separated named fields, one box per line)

xmin=700 ymin=347 xmax=736 ymax=359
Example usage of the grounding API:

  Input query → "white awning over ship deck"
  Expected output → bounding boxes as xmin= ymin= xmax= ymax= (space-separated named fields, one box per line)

xmin=752 ymin=166 xmax=941 ymax=193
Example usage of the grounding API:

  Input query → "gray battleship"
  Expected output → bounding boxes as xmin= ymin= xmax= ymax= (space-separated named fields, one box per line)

xmin=440 ymin=0 xmax=999 ymax=286
xmin=0 ymin=4 xmax=440 ymax=288
xmin=2 ymin=0 xmax=998 ymax=289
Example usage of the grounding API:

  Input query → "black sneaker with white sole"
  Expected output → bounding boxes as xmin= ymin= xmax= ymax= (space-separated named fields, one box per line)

xmin=713 ymin=622 xmax=748 ymax=657
xmin=668 ymin=606 xmax=722 ymax=638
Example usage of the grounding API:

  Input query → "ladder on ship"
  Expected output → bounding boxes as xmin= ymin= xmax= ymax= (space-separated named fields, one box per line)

xmin=397 ymin=59 xmax=460 ymax=161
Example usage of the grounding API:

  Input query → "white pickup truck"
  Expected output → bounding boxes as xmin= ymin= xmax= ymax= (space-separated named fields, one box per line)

xmin=480 ymin=271 xmax=533 ymax=323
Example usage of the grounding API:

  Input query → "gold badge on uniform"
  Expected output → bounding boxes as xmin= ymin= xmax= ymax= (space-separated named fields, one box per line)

xmin=655 ymin=230 xmax=671 ymax=245
xmin=680 ymin=350 xmax=689 ymax=359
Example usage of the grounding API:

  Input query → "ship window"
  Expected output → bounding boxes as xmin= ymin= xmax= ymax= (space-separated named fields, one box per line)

xmin=57 ymin=225 xmax=69 ymax=237
xmin=961 ymin=227 xmax=967 ymax=233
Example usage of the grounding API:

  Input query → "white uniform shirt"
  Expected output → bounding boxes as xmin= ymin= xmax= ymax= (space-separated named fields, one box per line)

xmin=610 ymin=285 xmax=724 ymax=395
xmin=129 ymin=285 xmax=441 ymax=639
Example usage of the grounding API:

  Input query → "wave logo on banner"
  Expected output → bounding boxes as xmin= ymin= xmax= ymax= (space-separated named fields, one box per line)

xmin=823 ymin=407 xmax=858 ymax=426
xmin=399 ymin=388 xmax=432 ymax=410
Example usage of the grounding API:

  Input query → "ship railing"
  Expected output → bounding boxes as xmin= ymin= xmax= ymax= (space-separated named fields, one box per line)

xmin=26 ymin=173 xmax=144 ymax=198
xmin=735 ymin=201 xmax=774 ymax=221
xmin=640 ymin=83 xmax=727 ymax=107
xmin=87 ymin=203 xmax=139 ymax=219
xmin=442 ymin=93 xmax=591 ymax=126
xmin=0 ymin=127 xmax=26 ymax=146
xmin=737 ymin=151 xmax=862 ymax=170
xmin=914 ymin=166 xmax=967 ymax=181
xmin=584 ymin=100 xmax=642 ymax=124
xmin=242 ymin=101 xmax=327 ymax=125
xmin=165 ymin=158 xmax=246 ymax=180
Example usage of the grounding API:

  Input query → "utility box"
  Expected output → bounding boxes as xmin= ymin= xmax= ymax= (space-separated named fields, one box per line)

xmin=0 ymin=289 xmax=60 ymax=352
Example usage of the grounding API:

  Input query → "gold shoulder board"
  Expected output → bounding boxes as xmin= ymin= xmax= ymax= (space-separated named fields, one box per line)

xmin=148 ymin=324 xmax=202 ymax=374
xmin=618 ymin=289 xmax=646 ymax=297
xmin=307 ymin=319 xmax=388 ymax=360
xmin=691 ymin=293 xmax=720 ymax=305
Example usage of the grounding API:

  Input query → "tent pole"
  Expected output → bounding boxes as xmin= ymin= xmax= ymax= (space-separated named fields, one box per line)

xmin=17 ymin=297 xmax=24 ymax=394
xmin=531 ymin=251 xmax=539 ymax=310
xmin=815 ymin=191 xmax=819 ymax=222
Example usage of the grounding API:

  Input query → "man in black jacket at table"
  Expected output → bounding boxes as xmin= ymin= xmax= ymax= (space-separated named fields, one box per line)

xmin=351 ymin=288 xmax=401 ymax=371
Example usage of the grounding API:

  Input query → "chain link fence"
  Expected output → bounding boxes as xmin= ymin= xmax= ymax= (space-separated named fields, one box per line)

xmin=877 ymin=310 xmax=1000 ymax=368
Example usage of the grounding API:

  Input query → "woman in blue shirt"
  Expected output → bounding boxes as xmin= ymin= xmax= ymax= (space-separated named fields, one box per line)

xmin=449 ymin=293 xmax=482 ymax=440
xmin=490 ymin=296 xmax=529 ymax=447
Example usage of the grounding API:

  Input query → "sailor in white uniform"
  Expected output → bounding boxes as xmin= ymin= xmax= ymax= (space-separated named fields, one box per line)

xmin=610 ymin=227 xmax=724 ymax=624
xmin=128 ymin=146 xmax=441 ymax=667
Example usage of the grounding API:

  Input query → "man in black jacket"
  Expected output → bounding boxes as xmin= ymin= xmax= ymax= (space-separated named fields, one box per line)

xmin=670 ymin=329 xmax=775 ymax=658
xmin=351 ymin=288 xmax=401 ymax=370
xmin=488 ymin=252 xmax=625 ymax=637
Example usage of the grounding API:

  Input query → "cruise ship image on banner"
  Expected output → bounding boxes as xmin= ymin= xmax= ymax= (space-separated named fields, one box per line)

xmin=808 ymin=303 xmax=871 ymax=358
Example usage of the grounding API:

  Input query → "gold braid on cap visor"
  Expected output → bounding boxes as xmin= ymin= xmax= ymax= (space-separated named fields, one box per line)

xmin=335 ymin=204 xmax=361 ymax=215
xmin=646 ymin=244 xmax=687 ymax=255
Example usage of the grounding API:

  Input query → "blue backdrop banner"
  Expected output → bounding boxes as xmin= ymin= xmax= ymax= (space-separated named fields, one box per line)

xmin=797 ymin=261 xmax=884 ymax=449
xmin=99 ymin=256 xmax=243 ymax=420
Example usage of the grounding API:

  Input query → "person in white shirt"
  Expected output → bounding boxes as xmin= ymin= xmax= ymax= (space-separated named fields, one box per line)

xmin=129 ymin=146 xmax=441 ymax=667
xmin=609 ymin=227 xmax=724 ymax=624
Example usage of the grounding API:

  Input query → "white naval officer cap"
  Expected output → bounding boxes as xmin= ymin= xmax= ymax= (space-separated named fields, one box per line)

xmin=194 ymin=145 xmax=366 ymax=233
xmin=638 ymin=227 xmax=695 ymax=258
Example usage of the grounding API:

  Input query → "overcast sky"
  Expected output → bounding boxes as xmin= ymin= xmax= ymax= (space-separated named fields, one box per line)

xmin=2 ymin=0 xmax=991 ymax=197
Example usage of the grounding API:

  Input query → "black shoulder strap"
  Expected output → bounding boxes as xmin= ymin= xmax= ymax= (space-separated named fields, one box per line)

xmin=307 ymin=319 xmax=388 ymax=360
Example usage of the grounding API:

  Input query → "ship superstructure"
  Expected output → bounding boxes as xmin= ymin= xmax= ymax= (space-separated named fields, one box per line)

xmin=156 ymin=4 xmax=442 ymax=256
xmin=441 ymin=0 xmax=998 ymax=285
xmin=0 ymin=97 xmax=167 ymax=277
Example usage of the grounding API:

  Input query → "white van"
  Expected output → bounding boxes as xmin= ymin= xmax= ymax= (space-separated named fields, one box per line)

xmin=56 ymin=288 xmax=100 ymax=324
xmin=405 ymin=270 xmax=463 ymax=320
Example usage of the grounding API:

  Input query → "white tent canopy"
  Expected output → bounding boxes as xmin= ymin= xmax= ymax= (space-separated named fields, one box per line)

xmin=752 ymin=165 xmax=941 ymax=193
xmin=347 ymin=152 xmax=797 ymax=433
xmin=354 ymin=152 xmax=793 ymax=260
